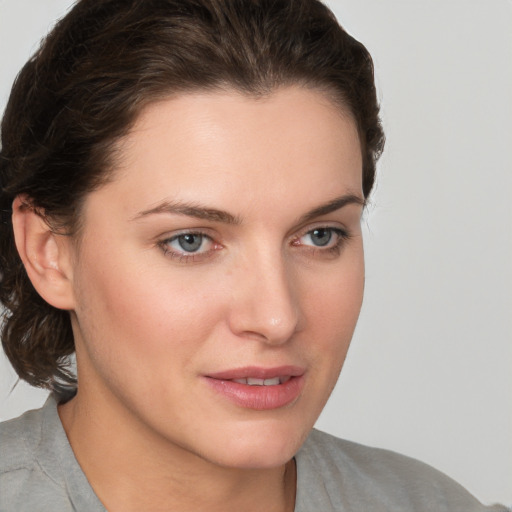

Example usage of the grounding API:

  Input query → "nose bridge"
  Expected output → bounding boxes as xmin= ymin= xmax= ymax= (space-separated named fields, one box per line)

xmin=229 ymin=244 xmax=300 ymax=344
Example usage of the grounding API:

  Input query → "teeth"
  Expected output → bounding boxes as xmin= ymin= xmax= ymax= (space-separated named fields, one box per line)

xmin=247 ymin=377 xmax=265 ymax=385
xmin=232 ymin=377 xmax=285 ymax=386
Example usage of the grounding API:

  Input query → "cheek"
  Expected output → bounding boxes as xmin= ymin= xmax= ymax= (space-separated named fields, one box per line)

xmin=300 ymin=246 xmax=364 ymax=370
xmin=307 ymin=247 xmax=364 ymax=330
xmin=71 ymin=252 xmax=226 ymax=380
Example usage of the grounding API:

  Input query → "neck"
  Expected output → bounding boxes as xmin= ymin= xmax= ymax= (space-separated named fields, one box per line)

xmin=58 ymin=387 xmax=296 ymax=512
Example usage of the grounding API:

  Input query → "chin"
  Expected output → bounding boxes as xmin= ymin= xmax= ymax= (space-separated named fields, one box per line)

xmin=199 ymin=418 xmax=312 ymax=470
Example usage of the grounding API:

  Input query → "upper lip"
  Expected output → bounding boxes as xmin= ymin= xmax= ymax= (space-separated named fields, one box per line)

xmin=206 ymin=365 xmax=305 ymax=380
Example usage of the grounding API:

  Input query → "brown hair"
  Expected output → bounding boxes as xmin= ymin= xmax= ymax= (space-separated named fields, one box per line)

xmin=0 ymin=0 xmax=384 ymax=392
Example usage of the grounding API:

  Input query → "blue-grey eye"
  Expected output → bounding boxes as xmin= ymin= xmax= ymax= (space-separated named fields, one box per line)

xmin=308 ymin=228 xmax=333 ymax=247
xmin=175 ymin=233 xmax=204 ymax=253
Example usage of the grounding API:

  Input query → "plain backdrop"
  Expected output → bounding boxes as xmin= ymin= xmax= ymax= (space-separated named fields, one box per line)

xmin=1 ymin=0 xmax=511 ymax=506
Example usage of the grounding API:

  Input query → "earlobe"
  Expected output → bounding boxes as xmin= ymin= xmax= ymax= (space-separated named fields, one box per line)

xmin=12 ymin=196 xmax=76 ymax=310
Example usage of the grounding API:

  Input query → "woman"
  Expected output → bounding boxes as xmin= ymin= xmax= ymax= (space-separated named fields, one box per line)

xmin=0 ymin=0 xmax=508 ymax=511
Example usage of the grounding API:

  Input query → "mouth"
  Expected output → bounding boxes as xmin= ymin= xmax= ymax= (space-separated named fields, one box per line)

xmin=232 ymin=376 xmax=291 ymax=386
xmin=207 ymin=365 xmax=304 ymax=381
xmin=204 ymin=366 xmax=305 ymax=410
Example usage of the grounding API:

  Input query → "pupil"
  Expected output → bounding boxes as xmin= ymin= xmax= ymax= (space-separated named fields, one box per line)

xmin=178 ymin=234 xmax=202 ymax=252
xmin=312 ymin=228 xmax=331 ymax=246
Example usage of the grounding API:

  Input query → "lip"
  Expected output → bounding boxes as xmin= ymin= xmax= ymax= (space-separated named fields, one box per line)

xmin=207 ymin=365 xmax=305 ymax=380
xmin=204 ymin=365 xmax=305 ymax=410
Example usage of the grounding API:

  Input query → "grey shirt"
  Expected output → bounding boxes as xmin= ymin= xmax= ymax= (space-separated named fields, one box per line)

xmin=0 ymin=396 xmax=509 ymax=512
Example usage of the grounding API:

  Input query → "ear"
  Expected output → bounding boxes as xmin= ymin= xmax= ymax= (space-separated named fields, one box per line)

xmin=12 ymin=196 xmax=76 ymax=310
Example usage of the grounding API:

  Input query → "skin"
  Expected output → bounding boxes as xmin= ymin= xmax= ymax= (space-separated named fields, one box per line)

xmin=50 ymin=86 xmax=365 ymax=511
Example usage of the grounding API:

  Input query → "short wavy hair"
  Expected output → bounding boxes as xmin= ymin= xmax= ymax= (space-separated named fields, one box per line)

xmin=0 ymin=0 xmax=384 ymax=392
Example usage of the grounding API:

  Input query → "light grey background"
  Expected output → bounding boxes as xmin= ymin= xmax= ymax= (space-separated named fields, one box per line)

xmin=1 ymin=0 xmax=511 ymax=506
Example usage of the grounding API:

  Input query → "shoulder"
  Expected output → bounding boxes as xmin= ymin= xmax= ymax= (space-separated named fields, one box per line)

xmin=0 ymin=405 xmax=48 ymax=476
xmin=0 ymin=400 xmax=76 ymax=512
xmin=295 ymin=429 xmax=509 ymax=512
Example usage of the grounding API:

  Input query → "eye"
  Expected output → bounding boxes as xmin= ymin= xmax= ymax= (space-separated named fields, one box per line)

xmin=303 ymin=228 xmax=335 ymax=247
xmin=298 ymin=227 xmax=347 ymax=249
xmin=171 ymin=233 xmax=207 ymax=253
xmin=159 ymin=231 xmax=219 ymax=261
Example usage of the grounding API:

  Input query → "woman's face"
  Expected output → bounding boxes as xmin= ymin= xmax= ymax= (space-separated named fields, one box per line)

xmin=67 ymin=86 xmax=364 ymax=468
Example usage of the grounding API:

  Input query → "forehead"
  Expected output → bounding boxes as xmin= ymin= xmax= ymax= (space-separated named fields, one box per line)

xmin=87 ymin=86 xmax=363 ymax=222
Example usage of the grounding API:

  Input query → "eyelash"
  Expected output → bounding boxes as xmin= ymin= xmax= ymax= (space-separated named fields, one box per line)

xmin=158 ymin=227 xmax=350 ymax=263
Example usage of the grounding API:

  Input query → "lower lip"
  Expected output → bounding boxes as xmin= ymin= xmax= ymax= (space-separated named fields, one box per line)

xmin=204 ymin=375 xmax=304 ymax=410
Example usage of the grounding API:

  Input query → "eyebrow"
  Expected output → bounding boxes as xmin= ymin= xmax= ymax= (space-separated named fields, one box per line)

xmin=132 ymin=193 xmax=364 ymax=225
xmin=132 ymin=201 xmax=241 ymax=224
xmin=296 ymin=193 xmax=365 ymax=224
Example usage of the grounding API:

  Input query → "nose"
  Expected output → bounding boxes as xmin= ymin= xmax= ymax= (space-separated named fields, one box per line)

xmin=227 ymin=249 xmax=301 ymax=345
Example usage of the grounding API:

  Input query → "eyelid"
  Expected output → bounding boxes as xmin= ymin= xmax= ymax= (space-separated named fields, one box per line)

xmin=157 ymin=227 xmax=217 ymax=245
xmin=292 ymin=222 xmax=350 ymax=242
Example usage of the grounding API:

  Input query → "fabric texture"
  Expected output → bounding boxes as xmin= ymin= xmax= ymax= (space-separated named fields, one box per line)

xmin=0 ymin=395 xmax=509 ymax=512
